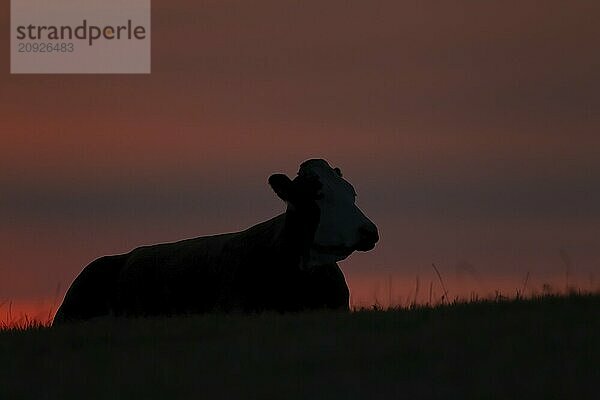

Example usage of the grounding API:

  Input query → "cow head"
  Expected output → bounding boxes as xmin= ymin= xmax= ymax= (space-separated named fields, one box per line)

xmin=269 ymin=159 xmax=379 ymax=267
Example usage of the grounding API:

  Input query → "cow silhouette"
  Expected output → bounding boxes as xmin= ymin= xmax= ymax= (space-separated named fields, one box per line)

xmin=53 ymin=159 xmax=378 ymax=324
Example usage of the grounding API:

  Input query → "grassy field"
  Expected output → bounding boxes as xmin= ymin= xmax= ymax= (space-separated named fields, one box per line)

xmin=1 ymin=294 xmax=598 ymax=399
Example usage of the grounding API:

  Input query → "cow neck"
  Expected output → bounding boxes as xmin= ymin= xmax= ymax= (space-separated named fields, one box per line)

xmin=278 ymin=202 xmax=320 ymax=269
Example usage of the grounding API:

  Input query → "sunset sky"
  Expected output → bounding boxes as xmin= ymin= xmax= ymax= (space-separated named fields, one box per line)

xmin=1 ymin=1 xmax=600 ymax=318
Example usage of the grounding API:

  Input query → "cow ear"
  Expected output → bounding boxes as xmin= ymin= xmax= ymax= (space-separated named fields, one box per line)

xmin=269 ymin=174 xmax=293 ymax=201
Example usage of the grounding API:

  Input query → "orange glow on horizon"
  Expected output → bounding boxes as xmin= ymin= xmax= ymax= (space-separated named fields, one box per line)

xmin=2 ymin=272 xmax=596 ymax=328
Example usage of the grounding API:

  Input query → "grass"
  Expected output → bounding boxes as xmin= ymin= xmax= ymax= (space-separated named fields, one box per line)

xmin=0 ymin=293 xmax=598 ymax=399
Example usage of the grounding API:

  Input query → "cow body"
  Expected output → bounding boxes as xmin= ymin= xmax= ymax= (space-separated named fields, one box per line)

xmin=53 ymin=159 xmax=377 ymax=324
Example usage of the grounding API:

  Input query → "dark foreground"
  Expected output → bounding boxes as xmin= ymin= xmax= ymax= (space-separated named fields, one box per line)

xmin=1 ymin=295 xmax=598 ymax=400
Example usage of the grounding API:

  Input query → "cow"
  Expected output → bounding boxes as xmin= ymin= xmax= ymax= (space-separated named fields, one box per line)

xmin=53 ymin=159 xmax=379 ymax=324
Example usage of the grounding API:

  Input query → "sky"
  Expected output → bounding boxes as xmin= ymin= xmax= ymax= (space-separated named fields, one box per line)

xmin=1 ymin=1 xmax=600 ymax=319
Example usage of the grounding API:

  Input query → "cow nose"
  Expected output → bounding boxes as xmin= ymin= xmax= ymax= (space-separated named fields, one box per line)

xmin=357 ymin=224 xmax=379 ymax=250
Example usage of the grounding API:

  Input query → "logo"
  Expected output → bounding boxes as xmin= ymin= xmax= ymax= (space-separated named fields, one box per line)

xmin=11 ymin=0 xmax=151 ymax=74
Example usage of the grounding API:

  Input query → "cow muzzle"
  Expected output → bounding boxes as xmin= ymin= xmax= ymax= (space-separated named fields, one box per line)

xmin=355 ymin=224 xmax=379 ymax=251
